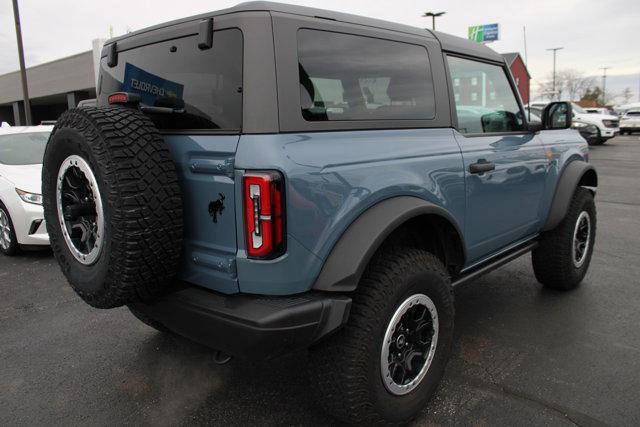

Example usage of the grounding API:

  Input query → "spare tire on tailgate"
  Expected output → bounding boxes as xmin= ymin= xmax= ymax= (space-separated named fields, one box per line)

xmin=42 ymin=107 xmax=183 ymax=308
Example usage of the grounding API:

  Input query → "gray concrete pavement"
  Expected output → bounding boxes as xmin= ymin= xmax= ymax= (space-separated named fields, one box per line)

xmin=2 ymin=135 xmax=640 ymax=426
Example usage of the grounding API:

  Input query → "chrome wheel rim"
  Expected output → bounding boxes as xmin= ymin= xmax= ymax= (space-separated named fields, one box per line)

xmin=56 ymin=155 xmax=104 ymax=265
xmin=572 ymin=211 xmax=591 ymax=268
xmin=381 ymin=293 xmax=439 ymax=396
xmin=0 ymin=209 xmax=11 ymax=250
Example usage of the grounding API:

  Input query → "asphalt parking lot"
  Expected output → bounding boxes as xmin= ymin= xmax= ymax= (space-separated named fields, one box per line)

xmin=2 ymin=135 xmax=640 ymax=426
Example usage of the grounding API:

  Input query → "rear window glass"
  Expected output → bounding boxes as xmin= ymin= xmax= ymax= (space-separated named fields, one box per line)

xmin=297 ymin=29 xmax=435 ymax=122
xmin=98 ymin=29 xmax=243 ymax=131
xmin=0 ymin=132 xmax=50 ymax=165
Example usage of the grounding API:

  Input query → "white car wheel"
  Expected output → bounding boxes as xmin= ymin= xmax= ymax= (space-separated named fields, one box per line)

xmin=0 ymin=205 xmax=19 ymax=256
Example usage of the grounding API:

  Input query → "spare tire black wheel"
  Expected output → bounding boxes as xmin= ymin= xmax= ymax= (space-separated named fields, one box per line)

xmin=42 ymin=107 xmax=183 ymax=309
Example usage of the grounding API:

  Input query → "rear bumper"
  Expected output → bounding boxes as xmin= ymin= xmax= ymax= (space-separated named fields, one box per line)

xmin=129 ymin=286 xmax=351 ymax=361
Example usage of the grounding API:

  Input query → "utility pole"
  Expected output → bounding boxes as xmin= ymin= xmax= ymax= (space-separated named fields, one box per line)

xmin=11 ymin=0 xmax=32 ymax=125
xmin=423 ymin=11 xmax=446 ymax=31
xmin=523 ymin=26 xmax=530 ymax=111
xmin=546 ymin=47 xmax=563 ymax=100
xmin=600 ymin=66 xmax=610 ymax=106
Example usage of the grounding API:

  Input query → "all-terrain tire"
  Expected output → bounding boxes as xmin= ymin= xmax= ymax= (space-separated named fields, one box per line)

xmin=42 ymin=107 xmax=183 ymax=308
xmin=309 ymin=247 xmax=454 ymax=425
xmin=532 ymin=187 xmax=596 ymax=290
xmin=0 ymin=202 xmax=19 ymax=256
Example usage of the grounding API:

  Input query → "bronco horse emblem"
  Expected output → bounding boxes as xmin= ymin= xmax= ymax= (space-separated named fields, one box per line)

xmin=208 ymin=193 xmax=225 ymax=223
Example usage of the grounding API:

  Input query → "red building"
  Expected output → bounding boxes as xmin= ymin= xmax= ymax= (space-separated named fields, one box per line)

xmin=502 ymin=52 xmax=531 ymax=105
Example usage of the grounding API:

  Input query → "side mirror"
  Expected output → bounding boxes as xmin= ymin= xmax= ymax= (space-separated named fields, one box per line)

xmin=541 ymin=102 xmax=573 ymax=130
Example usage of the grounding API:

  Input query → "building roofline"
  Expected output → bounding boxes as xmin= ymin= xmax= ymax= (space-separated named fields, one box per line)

xmin=0 ymin=50 xmax=92 ymax=79
xmin=501 ymin=52 xmax=531 ymax=78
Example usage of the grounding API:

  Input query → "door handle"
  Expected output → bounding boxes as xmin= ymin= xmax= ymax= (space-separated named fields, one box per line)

xmin=469 ymin=160 xmax=495 ymax=174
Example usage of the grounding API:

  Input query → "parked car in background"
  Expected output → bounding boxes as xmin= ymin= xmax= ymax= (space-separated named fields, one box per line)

xmin=572 ymin=120 xmax=600 ymax=145
xmin=620 ymin=109 xmax=640 ymax=135
xmin=0 ymin=125 xmax=52 ymax=255
xmin=572 ymin=103 xmax=619 ymax=144
xmin=584 ymin=107 xmax=614 ymax=116
xmin=527 ymin=107 xmax=599 ymax=145
xmin=614 ymin=102 xmax=640 ymax=116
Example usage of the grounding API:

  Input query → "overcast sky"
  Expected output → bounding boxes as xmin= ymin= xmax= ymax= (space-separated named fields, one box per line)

xmin=1 ymin=0 xmax=639 ymax=100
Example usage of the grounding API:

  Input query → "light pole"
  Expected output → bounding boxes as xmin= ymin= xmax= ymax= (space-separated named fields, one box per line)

xmin=600 ymin=67 xmax=610 ymax=106
xmin=546 ymin=47 xmax=563 ymax=100
xmin=423 ymin=11 xmax=446 ymax=31
xmin=11 ymin=0 xmax=32 ymax=125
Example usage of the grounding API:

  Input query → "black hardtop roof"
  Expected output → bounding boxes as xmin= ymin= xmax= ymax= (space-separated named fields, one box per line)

xmin=106 ymin=1 xmax=503 ymax=63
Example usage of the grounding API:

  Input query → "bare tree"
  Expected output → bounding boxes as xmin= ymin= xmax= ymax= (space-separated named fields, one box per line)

xmin=558 ymin=70 xmax=594 ymax=101
xmin=620 ymin=87 xmax=633 ymax=104
xmin=536 ymin=76 xmax=559 ymax=101
xmin=536 ymin=69 xmax=594 ymax=101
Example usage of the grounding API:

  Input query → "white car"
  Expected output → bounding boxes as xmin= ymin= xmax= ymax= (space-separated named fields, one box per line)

xmin=620 ymin=109 xmax=640 ymax=135
xmin=0 ymin=125 xmax=52 ymax=255
xmin=584 ymin=107 xmax=614 ymax=116
xmin=572 ymin=103 xmax=619 ymax=144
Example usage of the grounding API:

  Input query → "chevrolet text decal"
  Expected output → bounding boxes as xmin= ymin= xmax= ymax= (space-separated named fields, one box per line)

xmin=121 ymin=63 xmax=184 ymax=106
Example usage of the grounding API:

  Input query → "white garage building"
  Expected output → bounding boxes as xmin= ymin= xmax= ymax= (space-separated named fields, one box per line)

xmin=0 ymin=40 xmax=104 ymax=126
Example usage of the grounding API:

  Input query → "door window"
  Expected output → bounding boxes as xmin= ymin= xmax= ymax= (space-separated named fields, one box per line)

xmin=447 ymin=56 xmax=525 ymax=134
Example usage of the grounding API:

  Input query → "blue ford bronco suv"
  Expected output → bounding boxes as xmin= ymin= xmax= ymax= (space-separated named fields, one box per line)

xmin=42 ymin=2 xmax=598 ymax=424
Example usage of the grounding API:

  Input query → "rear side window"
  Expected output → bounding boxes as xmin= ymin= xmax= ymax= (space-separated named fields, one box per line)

xmin=447 ymin=56 xmax=525 ymax=134
xmin=297 ymin=29 xmax=435 ymax=121
xmin=98 ymin=29 xmax=243 ymax=131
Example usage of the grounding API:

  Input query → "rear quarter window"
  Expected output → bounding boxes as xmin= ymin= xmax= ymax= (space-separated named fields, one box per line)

xmin=297 ymin=29 xmax=435 ymax=122
xmin=98 ymin=29 xmax=243 ymax=131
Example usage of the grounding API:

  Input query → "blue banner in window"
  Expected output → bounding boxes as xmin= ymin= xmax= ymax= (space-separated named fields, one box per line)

xmin=121 ymin=63 xmax=184 ymax=106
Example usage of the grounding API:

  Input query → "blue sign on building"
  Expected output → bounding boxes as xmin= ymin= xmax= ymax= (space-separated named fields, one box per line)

xmin=122 ymin=63 xmax=184 ymax=106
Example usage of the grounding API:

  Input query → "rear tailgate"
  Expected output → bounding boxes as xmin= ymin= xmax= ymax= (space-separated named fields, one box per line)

xmin=97 ymin=25 xmax=244 ymax=293
xmin=164 ymin=135 xmax=240 ymax=293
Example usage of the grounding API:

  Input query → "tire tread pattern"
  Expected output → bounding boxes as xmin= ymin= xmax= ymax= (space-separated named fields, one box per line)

xmin=309 ymin=246 xmax=453 ymax=425
xmin=42 ymin=107 xmax=183 ymax=308
xmin=532 ymin=187 xmax=596 ymax=290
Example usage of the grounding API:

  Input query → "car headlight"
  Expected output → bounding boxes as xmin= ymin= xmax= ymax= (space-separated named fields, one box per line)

xmin=572 ymin=121 xmax=588 ymax=129
xmin=15 ymin=188 xmax=43 ymax=205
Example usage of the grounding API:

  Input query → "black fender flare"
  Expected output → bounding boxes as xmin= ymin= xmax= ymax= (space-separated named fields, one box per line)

xmin=312 ymin=196 xmax=466 ymax=292
xmin=542 ymin=160 xmax=598 ymax=231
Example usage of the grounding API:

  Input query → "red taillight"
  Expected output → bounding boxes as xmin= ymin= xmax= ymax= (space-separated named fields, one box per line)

xmin=243 ymin=171 xmax=286 ymax=259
